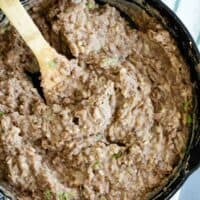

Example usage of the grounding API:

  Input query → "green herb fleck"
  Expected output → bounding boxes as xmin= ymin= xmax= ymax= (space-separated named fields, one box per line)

xmin=87 ymin=1 xmax=95 ymax=9
xmin=96 ymin=133 xmax=103 ymax=141
xmin=131 ymin=16 xmax=135 ymax=22
xmin=47 ymin=58 xmax=57 ymax=68
xmin=187 ymin=114 xmax=193 ymax=124
xmin=112 ymin=152 xmax=122 ymax=160
xmin=57 ymin=192 xmax=72 ymax=200
xmin=0 ymin=111 xmax=4 ymax=117
xmin=44 ymin=189 xmax=52 ymax=200
xmin=93 ymin=160 xmax=100 ymax=169
xmin=183 ymin=101 xmax=191 ymax=112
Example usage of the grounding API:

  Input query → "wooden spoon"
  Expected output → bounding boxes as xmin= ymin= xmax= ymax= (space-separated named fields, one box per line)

xmin=0 ymin=0 xmax=64 ymax=94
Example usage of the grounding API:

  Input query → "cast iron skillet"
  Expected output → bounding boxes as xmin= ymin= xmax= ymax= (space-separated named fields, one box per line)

xmin=0 ymin=0 xmax=200 ymax=199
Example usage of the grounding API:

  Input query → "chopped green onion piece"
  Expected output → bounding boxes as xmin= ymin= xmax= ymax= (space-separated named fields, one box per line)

xmin=187 ymin=114 xmax=193 ymax=124
xmin=112 ymin=152 xmax=122 ymax=159
xmin=0 ymin=111 xmax=4 ymax=117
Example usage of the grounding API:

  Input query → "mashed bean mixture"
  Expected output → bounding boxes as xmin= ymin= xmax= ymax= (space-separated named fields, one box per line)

xmin=0 ymin=0 xmax=192 ymax=199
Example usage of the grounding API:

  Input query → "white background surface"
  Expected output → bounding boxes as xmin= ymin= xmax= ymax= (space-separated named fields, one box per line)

xmin=162 ymin=0 xmax=200 ymax=49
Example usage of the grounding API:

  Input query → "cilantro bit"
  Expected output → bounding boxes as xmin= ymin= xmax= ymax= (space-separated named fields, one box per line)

xmin=44 ymin=189 xmax=52 ymax=200
xmin=47 ymin=58 xmax=57 ymax=68
xmin=87 ymin=1 xmax=95 ymax=9
xmin=96 ymin=133 xmax=103 ymax=141
xmin=93 ymin=160 xmax=100 ymax=169
xmin=44 ymin=190 xmax=73 ymax=200
xmin=0 ymin=111 xmax=4 ymax=117
xmin=183 ymin=101 xmax=191 ymax=112
xmin=57 ymin=192 xmax=73 ymax=200
xmin=187 ymin=114 xmax=193 ymax=124
xmin=112 ymin=152 xmax=122 ymax=159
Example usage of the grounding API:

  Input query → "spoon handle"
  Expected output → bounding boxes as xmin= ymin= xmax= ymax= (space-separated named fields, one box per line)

xmin=0 ymin=0 xmax=54 ymax=68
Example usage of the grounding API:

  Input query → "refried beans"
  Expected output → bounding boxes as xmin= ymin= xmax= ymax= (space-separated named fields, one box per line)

xmin=0 ymin=0 xmax=193 ymax=199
